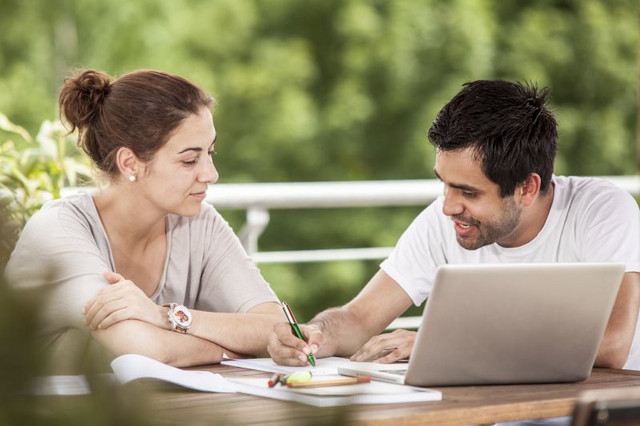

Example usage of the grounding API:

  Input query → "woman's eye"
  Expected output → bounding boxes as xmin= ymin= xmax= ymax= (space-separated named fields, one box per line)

xmin=183 ymin=159 xmax=198 ymax=165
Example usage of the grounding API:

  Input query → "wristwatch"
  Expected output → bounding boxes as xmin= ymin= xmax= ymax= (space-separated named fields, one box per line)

xmin=164 ymin=303 xmax=193 ymax=333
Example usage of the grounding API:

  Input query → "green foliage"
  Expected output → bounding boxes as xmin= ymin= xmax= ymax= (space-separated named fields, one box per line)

xmin=493 ymin=0 xmax=638 ymax=175
xmin=1 ymin=0 xmax=636 ymax=179
xmin=0 ymin=0 xmax=638 ymax=320
xmin=0 ymin=114 xmax=92 ymax=232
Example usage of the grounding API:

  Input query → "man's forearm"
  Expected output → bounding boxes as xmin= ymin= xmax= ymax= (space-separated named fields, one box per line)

xmin=595 ymin=272 xmax=640 ymax=369
xmin=309 ymin=307 xmax=373 ymax=357
xmin=308 ymin=271 xmax=415 ymax=357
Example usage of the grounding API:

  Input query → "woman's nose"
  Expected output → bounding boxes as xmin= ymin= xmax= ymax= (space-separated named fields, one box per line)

xmin=200 ymin=157 xmax=218 ymax=184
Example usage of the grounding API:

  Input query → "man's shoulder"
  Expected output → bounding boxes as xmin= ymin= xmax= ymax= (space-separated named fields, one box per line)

xmin=555 ymin=175 xmax=634 ymax=204
xmin=555 ymin=175 xmax=620 ymax=191
xmin=554 ymin=175 xmax=639 ymax=220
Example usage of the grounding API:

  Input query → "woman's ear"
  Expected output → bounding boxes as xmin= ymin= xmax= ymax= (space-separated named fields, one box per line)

xmin=518 ymin=173 xmax=542 ymax=207
xmin=116 ymin=147 xmax=142 ymax=182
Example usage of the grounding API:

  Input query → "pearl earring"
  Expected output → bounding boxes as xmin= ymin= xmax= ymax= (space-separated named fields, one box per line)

xmin=129 ymin=175 xmax=136 ymax=182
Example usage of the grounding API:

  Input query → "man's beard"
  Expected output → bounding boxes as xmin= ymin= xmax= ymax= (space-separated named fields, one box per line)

xmin=454 ymin=197 xmax=522 ymax=250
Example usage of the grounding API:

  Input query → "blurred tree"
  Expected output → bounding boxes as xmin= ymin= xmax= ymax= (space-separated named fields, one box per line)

xmin=0 ymin=0 xmax=637 ymax=318
xmin=493 ymin=0 xmax=638 ymax=175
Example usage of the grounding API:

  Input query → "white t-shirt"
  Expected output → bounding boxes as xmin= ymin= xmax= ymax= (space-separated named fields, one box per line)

xmin=5 ymin=192 xmax=279 ymax=359
xmin=380 ymin=176 xmax=640 ymax=368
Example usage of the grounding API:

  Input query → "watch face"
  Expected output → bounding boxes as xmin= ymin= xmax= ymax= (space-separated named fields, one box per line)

xmin=173 ymin=305 xmax=192 ymax=327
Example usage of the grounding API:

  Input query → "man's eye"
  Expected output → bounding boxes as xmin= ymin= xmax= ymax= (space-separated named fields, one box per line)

xmin=462 ymin=191 xmax=476 ymax=198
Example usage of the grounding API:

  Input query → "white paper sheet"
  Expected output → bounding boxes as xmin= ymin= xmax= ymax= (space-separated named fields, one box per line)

xmin=111 ymin=353 xmax=236 ymax=393
xmin=220 ymin=355 xmax=408 ymax=376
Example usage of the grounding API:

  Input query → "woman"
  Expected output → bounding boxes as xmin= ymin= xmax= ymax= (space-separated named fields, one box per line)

xmin=5 ymin=69 xmax=283 ymax=369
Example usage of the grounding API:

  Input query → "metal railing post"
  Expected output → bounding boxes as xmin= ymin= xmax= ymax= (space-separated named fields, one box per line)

xmin=238 ymin=207 xmax=270 ymax=255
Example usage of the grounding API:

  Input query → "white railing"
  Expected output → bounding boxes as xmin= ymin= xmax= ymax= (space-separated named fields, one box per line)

xmin=202 ymin=176 xmax=640 ymax=263
xmin=62 ymin=175 xmax=640 ymax=329
xmin=209 ymin=175 xmax=640 ymax=330
xmin=213 ymin=179 xmax=444 ymax=262
xmin=63 ymin=176 xmax=640 ymax=263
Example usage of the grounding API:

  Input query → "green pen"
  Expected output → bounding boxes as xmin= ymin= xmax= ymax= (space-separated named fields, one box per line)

xmin=281 ymin=302 xmax=316 ymax=367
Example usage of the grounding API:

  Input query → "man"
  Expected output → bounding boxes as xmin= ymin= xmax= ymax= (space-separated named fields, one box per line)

xmin=267 ymin=80 xmax=640 ymax=374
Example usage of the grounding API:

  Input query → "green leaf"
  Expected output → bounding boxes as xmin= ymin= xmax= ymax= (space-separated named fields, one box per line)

xmin=0 ymin=113 xmax=32 ymax=143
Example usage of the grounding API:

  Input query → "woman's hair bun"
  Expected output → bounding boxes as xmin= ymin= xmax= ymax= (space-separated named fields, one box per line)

xmin=58 ymin=69 xmax=112 ymax=131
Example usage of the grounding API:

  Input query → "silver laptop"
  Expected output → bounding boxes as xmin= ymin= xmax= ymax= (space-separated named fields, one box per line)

xmin=338 ymin=262 xmax=625 ymax=387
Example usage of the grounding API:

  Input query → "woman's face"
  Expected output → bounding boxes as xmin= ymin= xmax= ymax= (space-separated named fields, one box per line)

xmin=137 ymin=107 xmax=218 ymax=217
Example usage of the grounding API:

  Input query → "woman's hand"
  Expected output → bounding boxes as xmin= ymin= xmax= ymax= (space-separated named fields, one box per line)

xmin=349 ymin=329 xmax=416 ymax=363
xmin=83 ymin=271 xmax=166 ymax=331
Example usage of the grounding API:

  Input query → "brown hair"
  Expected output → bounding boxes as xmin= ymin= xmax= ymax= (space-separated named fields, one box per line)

xmin=58 ymin=69 xmax=213 ymax=176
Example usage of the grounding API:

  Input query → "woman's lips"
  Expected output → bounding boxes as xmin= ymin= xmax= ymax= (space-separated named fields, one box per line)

xmin=190 ymin=191 xmax=207 ymax=200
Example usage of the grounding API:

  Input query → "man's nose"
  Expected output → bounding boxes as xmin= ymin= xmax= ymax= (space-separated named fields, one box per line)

xmin=441 ymin=188 xmax=463 ymax=217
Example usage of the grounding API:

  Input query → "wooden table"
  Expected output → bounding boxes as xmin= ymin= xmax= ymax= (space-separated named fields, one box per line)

xmin=139 ymin=365 xmax=640 ymax=426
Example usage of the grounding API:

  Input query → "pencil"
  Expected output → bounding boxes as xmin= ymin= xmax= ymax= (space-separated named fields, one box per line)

xmin=286 ymin=376 xmax=371 ymax=388
xmin=268 ymin=373 xmax=283 ymax=388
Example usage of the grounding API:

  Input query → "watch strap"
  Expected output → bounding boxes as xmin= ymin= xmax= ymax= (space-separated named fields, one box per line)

xmin=164 ymin=303 xmax=192 ymax=333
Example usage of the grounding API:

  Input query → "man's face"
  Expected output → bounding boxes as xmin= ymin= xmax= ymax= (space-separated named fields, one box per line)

xmin=434 ymin=148 xmax=523 ymax=250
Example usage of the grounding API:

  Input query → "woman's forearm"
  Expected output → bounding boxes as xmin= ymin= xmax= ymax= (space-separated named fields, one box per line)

xmin=91 ymin=320 xmax=235 ymax=367
xmin=188 ymin=303 xmax=285 ymax=357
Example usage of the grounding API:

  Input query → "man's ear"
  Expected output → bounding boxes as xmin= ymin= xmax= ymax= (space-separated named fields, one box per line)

xmin=518 ymin=173 xmax=542 ymax=207
xmin=116 ymin=147 xmax=142 ymax=182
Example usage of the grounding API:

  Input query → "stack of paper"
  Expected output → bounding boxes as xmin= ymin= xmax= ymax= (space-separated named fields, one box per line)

xmin=220 ymin=355 xmax=409 ymax=376
xmin=110 ymin=354 xmax=441 ymax=407
xmin=228 ymin=376 xmax=441 ymax=407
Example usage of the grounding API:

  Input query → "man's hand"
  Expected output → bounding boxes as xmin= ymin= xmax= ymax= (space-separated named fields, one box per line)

xmin=83 ymin=271 xmax=166 ymax=330
xmin=350 ymin=329 xmax=416 ymax=363
xmin=267 ymin=322 xmax=333 ymax=366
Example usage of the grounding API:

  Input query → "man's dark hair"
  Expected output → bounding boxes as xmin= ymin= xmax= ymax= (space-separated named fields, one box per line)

xmin=428 ymin=80 xmax=558 ymax=197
